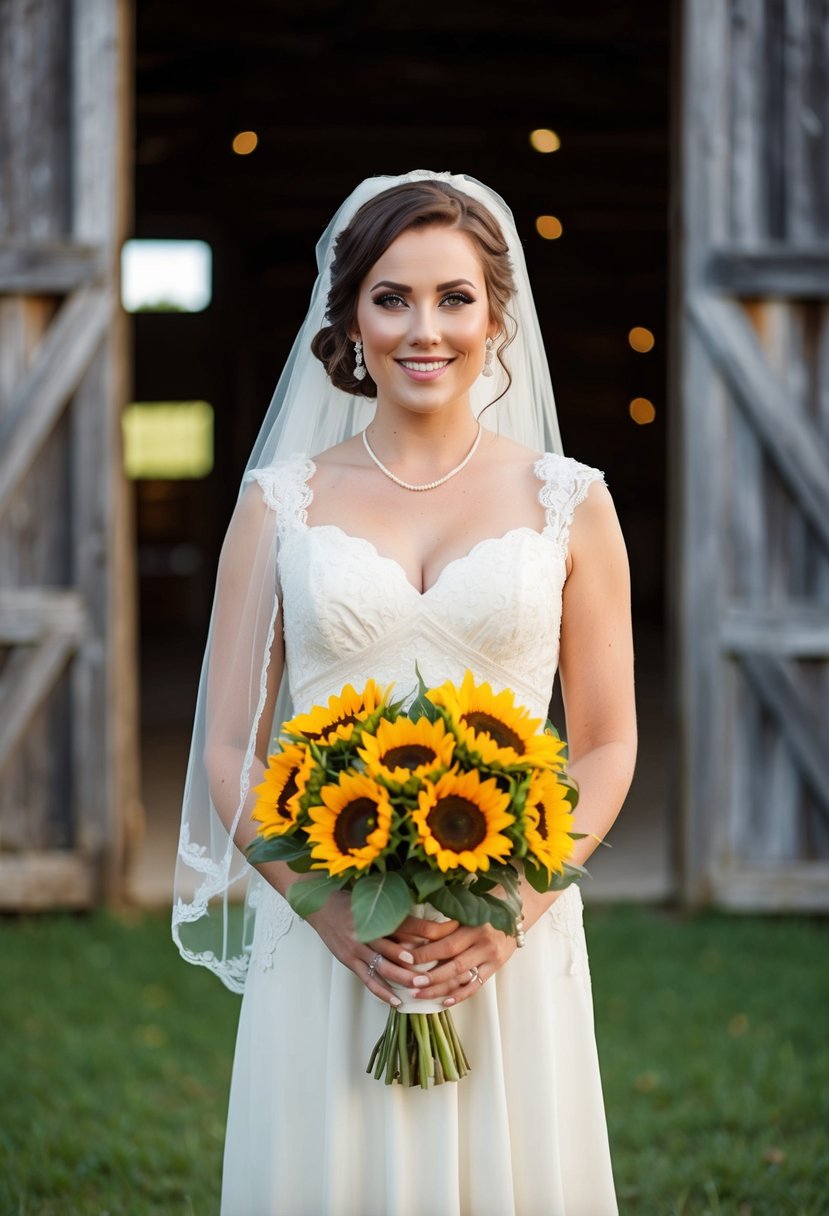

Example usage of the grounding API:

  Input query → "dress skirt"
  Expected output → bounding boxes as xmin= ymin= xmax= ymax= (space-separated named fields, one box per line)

xmin=220 ymin=883 xmax=617 ymax=1216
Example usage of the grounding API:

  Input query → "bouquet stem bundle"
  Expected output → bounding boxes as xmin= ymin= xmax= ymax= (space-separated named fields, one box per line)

xmin=368 ymin=1008 xmax=470 ymax=1088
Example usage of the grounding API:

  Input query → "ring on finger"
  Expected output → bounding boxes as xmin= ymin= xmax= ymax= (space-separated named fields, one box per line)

xmin=367 ymin=952 xmax=382 ymax=980
xmin=467 ymin=965 xmax=480 ymax=985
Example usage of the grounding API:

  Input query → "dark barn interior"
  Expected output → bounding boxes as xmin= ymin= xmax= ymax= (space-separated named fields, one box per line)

xmin=128 ymin=1 xmax=673 ymax=900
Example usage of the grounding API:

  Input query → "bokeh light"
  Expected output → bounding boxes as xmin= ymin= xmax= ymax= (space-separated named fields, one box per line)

xmin=535 ymin=215 xmax=563 ymax=240
xmin=529 ymin=128 xmax=561 ymax=154
xmin=629 ymin=326 xmax=655 ymax=353
xmin=232 ymin=130 xmax=258 ymax=155
xmin=629 ymin=397 xmax=656 ymax=425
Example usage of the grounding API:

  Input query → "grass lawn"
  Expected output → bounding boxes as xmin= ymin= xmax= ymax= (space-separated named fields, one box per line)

xmin=0 ymin=904 xmax=826 ymax=1215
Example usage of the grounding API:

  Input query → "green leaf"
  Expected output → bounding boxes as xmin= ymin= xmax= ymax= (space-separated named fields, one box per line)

xmin=429 ymin=883 xmax=494 ymax=927
xmin=286 ymin=874 xmax=343 ymax=919
xmin=523 ymin=856 xmax=551 ymax=894
xmin=480 ymin=894 xmax=520 ymax=935
xmin=411 ymin=868 xmax=449 ymax=902
xmin=406 ymin=663 xmax=440 ymax=723
xmin=351 ymin=872 xmax=412 ymax=942
xmin=490 ymin=862 xmax=521 ymax=896
xmin=246 ymin=834 xmax=310 ymax=865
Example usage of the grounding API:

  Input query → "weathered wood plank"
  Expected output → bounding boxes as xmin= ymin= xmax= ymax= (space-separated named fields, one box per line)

xmin=706 ymin=246 xmax=829 ymax=296
xmin=0 ymin=0 xmax=71 ymax=240
xmin=737 ymin=651 xmax=829 ymax=821
xmin=729 ymin=0 xmax=767 ymax=239
xmin=0 ymin=852 xmax=95 ymax=909
xmin=0 ymin=286 xmax=111 ymax=517
xmin=0 ymin=588 xmax=85 ymax=643
xmin=672 ymin=0 xmax=736 ymax=903
xmin=0 ymin=243 xmax=104 ymax=293
xmin=709 ymin=862 xmax=829 ymax=911
xmin=722 ymin=604 xmax=829 ymax=654
xmin=0 ymin=632 xmax=79 ymax=777
xmin=69 ymin=0 xmax=137 ymax=887
xmin=689 ymin=290 xmax=829 ymax=552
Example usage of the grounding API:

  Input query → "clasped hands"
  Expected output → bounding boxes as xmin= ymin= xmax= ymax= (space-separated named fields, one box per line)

xmin=307 ymin=889 xmax=547 ymax=1009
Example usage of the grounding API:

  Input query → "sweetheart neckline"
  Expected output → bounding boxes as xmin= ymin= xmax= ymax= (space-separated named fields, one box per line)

xmin=294 ymin=521 xmax=560 ymax=598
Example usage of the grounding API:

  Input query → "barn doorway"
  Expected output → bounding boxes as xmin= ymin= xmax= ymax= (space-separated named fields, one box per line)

xmin=126 ymin=2 xmax=674 ymax=904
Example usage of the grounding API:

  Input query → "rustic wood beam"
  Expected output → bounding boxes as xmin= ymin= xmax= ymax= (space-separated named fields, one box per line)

xmin=0 ymin=242 xmax=105 ymax=292
xmin=709 ymin=863 xmax=829 ymax=912
xmin=722 ymin=605 xmax=829 ymax=657
xmin=0 ymin=285 xmax=111 ymax=517
xmin=689 ymin=291 xmax=829 ymax=553
xmin=0 ymin=632 xmax=80 ymax=777
xmin=705 ymin=246 xmax=829 ymax=297
xmin=0 ymin=852 xmax=96 ymax=909
xmin=0 ymin=588 xmax=85 ymax=643
xmin=736 ymin=651 xmax=829 ymax=822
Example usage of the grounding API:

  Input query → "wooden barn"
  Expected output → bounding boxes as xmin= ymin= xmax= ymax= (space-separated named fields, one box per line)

xmin=0 ymin=0 xmax=827 ymax=911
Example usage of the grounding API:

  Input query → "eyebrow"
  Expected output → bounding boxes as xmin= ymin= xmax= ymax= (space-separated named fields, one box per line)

xmin=369 ymin=278 xmax=478 ymax=293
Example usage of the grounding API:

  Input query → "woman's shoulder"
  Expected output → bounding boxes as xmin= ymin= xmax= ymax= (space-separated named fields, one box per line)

xmin=534 ymin=449 xmax=606 ymax=488
xmin=242 ymin=453 xmax=315 ymax=513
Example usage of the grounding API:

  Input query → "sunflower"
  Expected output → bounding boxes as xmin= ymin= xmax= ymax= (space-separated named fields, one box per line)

xmin=305 ymin=771 xmax=392 ymax=876
xmin=281 ymin=680 xmax=390 ymax=746
xmin=523 ymin=769 xmax=576 ymax=878
xmin=428 ymin=671 xmax=566 ymax=769
xmin=358 ymin=716 xmax=455 ymax=785
xmin=413 ymin=768 xmax=515 ymax=873
xmin=252 ymin=744 xmax=314 ymax=837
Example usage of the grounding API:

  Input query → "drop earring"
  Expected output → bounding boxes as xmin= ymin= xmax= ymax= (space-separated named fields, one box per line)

xmin=353 ymin=338 xmax=366 ymax=382
xmin=482 ymin=336 xmax=495 ymax=377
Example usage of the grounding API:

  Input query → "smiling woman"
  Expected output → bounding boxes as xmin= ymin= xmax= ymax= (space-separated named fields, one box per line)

xmin=174 ymin=172 xmax=636 ymax=1216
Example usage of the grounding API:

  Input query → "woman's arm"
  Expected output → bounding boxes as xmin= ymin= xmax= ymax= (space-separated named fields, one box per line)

xmin=202 ymin=484 xmax=297 ymax=895
xmin=202 ymin=483 xmax=417 ymax=1004
xmin=520 ymin=477 xmax=637 ymax=926
xmin=395 ymin=479 xmax=637 ymax=1003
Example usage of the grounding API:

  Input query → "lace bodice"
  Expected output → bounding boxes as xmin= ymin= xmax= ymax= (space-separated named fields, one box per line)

xmin=243 ymin=450 xmax=604 ymax=970
xmin=249 ymin=451 xmax=604 ymax=721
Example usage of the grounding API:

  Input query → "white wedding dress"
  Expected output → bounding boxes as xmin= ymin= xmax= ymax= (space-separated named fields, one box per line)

xmin=220 ymin=451 xmax=618 ymax=1216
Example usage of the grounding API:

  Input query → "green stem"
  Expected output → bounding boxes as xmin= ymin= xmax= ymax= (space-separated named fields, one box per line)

xmin=384 ymin=1016 xmax=398 ymax=1085
xmin=442 ymin=1009 xmax=471 ymax=1074
xmin=396 ymin=1012 xmax=411 ymax=1087
xmin=430 ymin=1012 xmax=459 ymax=1082
xmin=412 ymin=1013 xmax=432 ymax=1088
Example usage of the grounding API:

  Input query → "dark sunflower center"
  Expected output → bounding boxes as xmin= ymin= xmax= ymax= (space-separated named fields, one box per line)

xmin=535 ymin=801 xmax=549 ymax=840
xmin=382 ymin=744 xmax=437 ymax=771
xmin=333 ymin=797 xmax=378 ymax=853
xmin=463 ymin=711 xmax=525 ymax=754
xmin=307 ymin=712 xmax=359 ymax=742
xmin=276 ymin=771 xmax=299 ymax=819
xmin=428 ymin=796 xmax=487 ymax=851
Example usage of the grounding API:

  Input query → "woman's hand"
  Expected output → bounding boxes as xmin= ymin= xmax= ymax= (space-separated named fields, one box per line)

xmin=305 ymin=890 xmax=430 ymax=1008
xmin=390 ymin=913 xmax=518 ymax=1008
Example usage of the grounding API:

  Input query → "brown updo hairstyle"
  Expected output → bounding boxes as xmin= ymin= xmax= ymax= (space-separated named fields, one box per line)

xmin=310 ymin=179 xmax=516 ymax=400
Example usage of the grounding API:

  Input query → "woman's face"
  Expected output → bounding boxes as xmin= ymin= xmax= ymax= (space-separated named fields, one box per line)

xmin=353 ymin=225 xmax=496 ymax=418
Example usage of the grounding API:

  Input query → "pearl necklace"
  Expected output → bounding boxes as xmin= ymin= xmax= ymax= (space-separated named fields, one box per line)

xmin=362 ymin=423 xmax=483 ymax=492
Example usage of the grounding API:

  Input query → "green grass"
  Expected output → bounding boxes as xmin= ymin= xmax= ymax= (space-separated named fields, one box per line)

xmin=1 ymin=906 xmax=827 ymax=1215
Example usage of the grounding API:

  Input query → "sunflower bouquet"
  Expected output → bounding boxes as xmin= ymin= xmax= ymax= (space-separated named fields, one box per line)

xmin=247 ymin=669 xmax=587 ymax=1089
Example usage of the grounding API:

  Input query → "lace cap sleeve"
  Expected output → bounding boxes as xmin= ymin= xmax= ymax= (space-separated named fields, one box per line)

xmin=534 ymin=452 xmax=606 ymax=560
xmin=243 ymin=455 xmax=314 ymax=544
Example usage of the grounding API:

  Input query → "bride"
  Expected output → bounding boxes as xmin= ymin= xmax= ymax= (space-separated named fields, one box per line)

xmin=173 ymin=171 xmax=636 ymax=1215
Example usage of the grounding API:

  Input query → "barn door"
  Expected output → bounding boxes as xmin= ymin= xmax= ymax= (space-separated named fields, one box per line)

xmin=0 ymin=0 xmax=139 ymax=907
xmin=672 ymin=0 xmax=829 ymax=908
